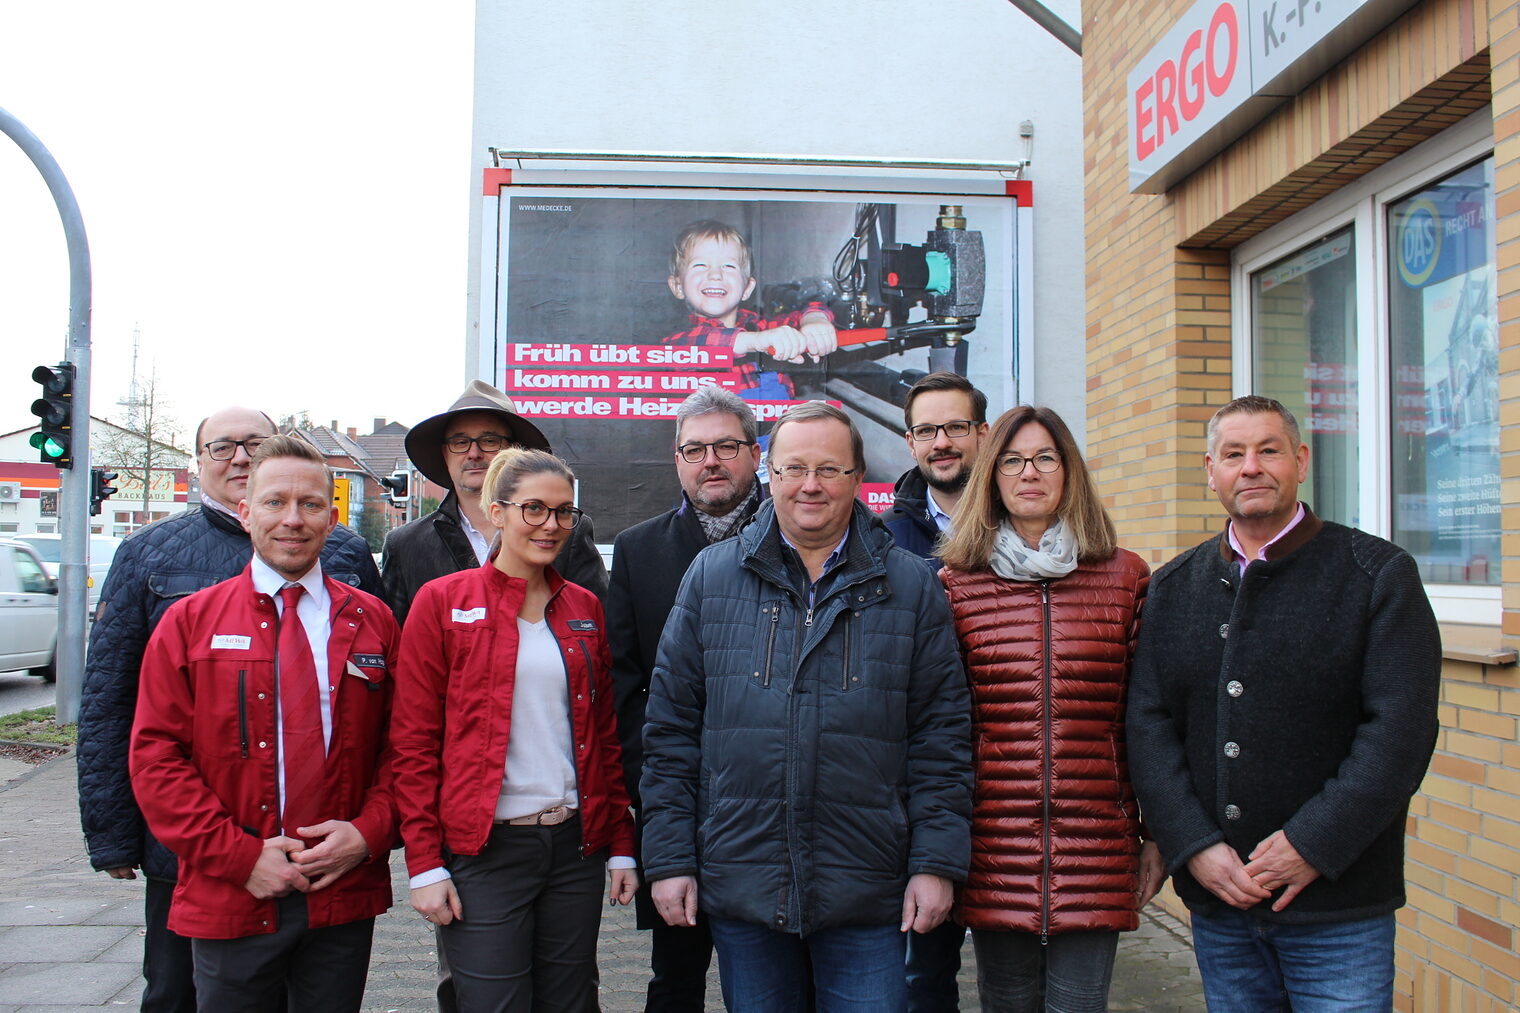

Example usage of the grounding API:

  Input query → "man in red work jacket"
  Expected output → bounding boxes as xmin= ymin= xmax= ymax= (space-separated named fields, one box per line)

xmin=131 ymin=435 xmax=398 ymax=1012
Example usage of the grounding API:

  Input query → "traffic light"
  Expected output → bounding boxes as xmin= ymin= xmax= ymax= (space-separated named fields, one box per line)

xmin=89 ymin=468 xmax=119 ymax=516
xmin=380 ymin=469 xmax=410 ymax=507
xmin=29 ymin=362 xmax=76 ymax=469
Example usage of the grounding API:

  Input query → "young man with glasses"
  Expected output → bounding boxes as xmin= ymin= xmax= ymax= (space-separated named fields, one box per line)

xmin=641 ymin=400 xmax=972 ymax=1013
xmin=884 ymin=372 xmax=990 ymax=564
xmin=78 ymin=406 xmax=381 ymax=1013
xmin=380 ymin=381 xmax=607 ymax=629
xmin=606 ymin=386 xmax=764 ymax=1010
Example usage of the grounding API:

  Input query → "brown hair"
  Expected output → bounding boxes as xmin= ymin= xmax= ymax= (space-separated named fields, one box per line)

xmin=939 ymin=405 xmax=1116 ymax=571
xmin=767 ymin=401 xmax=865 ymax=473
xmin=669 ymin=219 xmax=753 ymax=278
xmin=903 ymin=371 xmax=987 ymax=428
xmin=247 ymin=434 xmax=333 ymax=499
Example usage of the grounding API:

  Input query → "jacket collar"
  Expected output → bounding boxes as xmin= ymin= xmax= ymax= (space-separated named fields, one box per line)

xmin=196 ymin=501 xmax=247 ymax=537
xmin=1215 ymin=504 xmax=1325 ymax=565
xmin=740 ymin=499 xmax=892 ymax=596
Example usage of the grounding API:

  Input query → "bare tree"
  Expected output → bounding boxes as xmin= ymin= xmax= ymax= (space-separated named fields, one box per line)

xmin=97 ymin=365 xmax=183 ymax=517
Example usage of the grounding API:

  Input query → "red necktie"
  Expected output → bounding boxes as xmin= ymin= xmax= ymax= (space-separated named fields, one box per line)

xmin=278 ymin=583 xmax=326 ymax=846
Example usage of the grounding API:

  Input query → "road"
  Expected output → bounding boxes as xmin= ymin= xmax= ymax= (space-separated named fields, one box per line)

xmin=0 ymin=669 xmax=57 ymax=718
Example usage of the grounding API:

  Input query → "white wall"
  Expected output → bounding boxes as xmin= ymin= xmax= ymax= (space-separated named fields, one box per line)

xmin=467 ymin=0 xmax=1087 ymax=440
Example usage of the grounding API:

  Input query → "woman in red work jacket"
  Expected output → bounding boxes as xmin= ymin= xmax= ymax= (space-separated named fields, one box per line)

xmin=938 ymin=406 xmax=1164 ymax=1013
xmin=391 ymin=448 xmax=636 ymax=1013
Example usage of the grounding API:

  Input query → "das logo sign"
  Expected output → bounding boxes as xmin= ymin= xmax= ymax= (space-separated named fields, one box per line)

xmin=1396 ymin=199 xmax=1441 ymax=287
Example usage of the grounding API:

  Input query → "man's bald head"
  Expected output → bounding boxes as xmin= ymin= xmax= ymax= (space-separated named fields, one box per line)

xmin=196 ymin=407 xmax=278 ymax=511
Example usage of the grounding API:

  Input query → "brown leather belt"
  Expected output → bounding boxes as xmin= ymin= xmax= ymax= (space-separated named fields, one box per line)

xmin=495 ymin=805 xmax=574 ymax=826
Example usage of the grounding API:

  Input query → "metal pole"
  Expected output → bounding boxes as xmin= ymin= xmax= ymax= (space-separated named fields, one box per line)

xmin=1004 ymin=0 xmax=1083 ymax=55
xmin=0 ymin=106 xmax=93 ymax=724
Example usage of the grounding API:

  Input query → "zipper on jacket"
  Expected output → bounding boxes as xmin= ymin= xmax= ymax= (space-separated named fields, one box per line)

xmin=804 ymin=606 xmax=814 ymax=627
xmin=763 ymin=605 xmax=780 ymax=689
xmin=550 ymin=632 xmax=587 ymax=857
xmin=237 ymin=669 xmax=249 ymax=759
xmin=1040 ymin=580 xmax=1053 ymax=945
xmin=840 ymin=613 xmax=850 ymax=691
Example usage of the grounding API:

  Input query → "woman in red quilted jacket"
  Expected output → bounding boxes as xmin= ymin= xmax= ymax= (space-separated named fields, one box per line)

xmin=938 ymin=406 xmax=1164 ymax=1012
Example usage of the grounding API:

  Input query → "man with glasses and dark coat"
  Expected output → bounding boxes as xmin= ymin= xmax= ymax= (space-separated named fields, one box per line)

xmin=883 ymin=372 xmax=989 ymax=566
xmin=77 ymin=406 xmax=381 ymax=1013
xmin=380 ymin=380 xmax=608 ymax=628
xmin=606 ymin=387 xmax=765 ymax=1010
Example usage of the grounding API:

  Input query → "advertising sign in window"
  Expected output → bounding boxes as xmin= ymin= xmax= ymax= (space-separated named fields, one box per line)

xmin=1388 ymin=158 xmax=1498 ymax=585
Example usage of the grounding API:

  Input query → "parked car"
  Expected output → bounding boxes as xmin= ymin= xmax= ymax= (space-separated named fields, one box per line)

xmin=15 ymin=534 xmax=122 ymax=617
xmin=0 ymin=538 xmax=59 ymax=681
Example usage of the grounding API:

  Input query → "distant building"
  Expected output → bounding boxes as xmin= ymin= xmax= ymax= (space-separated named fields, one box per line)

xmin=0 ymin=417 xmax=190 ymax=538
xmin=289 ymin=418 xmax=417 ymax=547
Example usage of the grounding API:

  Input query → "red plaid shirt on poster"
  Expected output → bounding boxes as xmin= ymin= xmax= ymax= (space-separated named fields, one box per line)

xmin=661 ymin=303 xmax=833 ymax=395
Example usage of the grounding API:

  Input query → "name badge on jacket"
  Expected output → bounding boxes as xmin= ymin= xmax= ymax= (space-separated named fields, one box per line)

xmin=567 ymin=619 xmax=598 ymax=632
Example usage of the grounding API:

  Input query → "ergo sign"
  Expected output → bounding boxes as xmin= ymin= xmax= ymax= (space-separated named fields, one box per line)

xmin=1128 ymin=0 xmax=1252 ymax=191
xmin=1128 ymin=0 xmax=1415 ymax=193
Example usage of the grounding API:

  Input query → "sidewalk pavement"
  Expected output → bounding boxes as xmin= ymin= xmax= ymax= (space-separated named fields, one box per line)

xmin=0 ymin=754 xmax=1204 ymax=1011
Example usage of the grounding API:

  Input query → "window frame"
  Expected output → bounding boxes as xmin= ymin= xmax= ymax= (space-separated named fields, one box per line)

xmin=1231 ymin=108 xmax=1498 ymax=624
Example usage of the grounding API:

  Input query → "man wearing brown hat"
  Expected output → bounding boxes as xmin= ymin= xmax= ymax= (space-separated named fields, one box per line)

xmin=381 ymin=380 xmax=608 ymax=627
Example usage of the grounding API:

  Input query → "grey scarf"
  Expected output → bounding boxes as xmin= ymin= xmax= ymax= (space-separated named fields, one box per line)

xmin=990 ymin=519 xmax=1078 ymax=581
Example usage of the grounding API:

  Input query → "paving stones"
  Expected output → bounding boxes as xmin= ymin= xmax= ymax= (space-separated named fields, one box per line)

xmin=2 ymin=755 xmax=1205 ymax=1011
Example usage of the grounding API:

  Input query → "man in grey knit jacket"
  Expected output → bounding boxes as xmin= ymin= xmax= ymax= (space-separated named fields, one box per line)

xmin=1127 ymin=395 xmax=1440 ymax=1012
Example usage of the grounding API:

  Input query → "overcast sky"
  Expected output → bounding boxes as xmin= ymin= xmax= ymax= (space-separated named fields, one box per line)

xmin=1 ymin=2 xmax=474 ymax=451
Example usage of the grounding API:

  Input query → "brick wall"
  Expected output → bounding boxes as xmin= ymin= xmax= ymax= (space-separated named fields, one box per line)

xmin=1085 ymin=0 xmax=1520 ymax=1006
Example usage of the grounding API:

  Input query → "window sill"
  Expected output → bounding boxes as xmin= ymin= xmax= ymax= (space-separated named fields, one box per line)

xmin=1438 ymin=623 xmax=1517 ymax=666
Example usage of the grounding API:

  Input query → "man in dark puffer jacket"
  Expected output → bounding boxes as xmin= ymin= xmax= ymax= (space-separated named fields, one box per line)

xmin=641 ymin=402 xmax=972 ymax=1013
xmin=76 ymin=406 xmax=381 ymax=1013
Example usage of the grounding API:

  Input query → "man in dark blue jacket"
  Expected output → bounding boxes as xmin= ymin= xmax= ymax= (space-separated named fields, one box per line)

xmin=883 ymin=372 xmax=989 ymax=564
xmin=608 ymin=387 xmax=763 ymax=1011
xmin=76 ymin=406 xmax=382 ymax=1013
xmin=642 ymin=401 xmax=972 ymax=1013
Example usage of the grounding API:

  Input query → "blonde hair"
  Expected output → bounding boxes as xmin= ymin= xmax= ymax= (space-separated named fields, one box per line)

xmin=670 ymin=219 xmax=753 ymax=278
xmin=247 ymin=434 xmax=334 ymax=499
xmin=480 ymin=447 xmax=574 ymax=514
xmin=939 ymin=406 xmax=1116 ymax=571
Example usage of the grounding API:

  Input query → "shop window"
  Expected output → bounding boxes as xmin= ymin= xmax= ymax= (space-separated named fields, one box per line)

xmin=1234 ymin=110 xmax=1497 ymax=621
xmin=1251 ymin=228 xmax=1359 ymax=528
xmin=1387 ymin=160 xmax=1499 ymax=586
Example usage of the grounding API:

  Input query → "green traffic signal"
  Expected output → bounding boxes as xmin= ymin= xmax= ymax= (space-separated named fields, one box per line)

xmin=29 ymin=362 xmax=75 ymax=469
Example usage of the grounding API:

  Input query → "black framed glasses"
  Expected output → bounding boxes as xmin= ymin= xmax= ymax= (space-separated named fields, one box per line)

xmin=495 ymin=499 xmax=584 ymax=528
xmin=202 ymin=438 xmax=268 ymax=461
xmin=770 ymin=464 xmax=858 ymax=482
xmin=997 ymin=453 xmax=1062 ymax=476
xmin=907 ymin=420 xmax=978 ymax=441
xmin=444 ymin=434 xmax=510 ymax=454
xmin=677 ymin=439 xmax=753 ymax=464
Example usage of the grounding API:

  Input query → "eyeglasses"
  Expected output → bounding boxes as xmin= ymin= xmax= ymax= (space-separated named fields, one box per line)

xmin=444 ymin=434 xmax=510 ymax=454
xmin=677 ymin=439 xmax=753 ymax=464
xmin=495 ymin=499 xmax=584 ymax=528
xmin=907 ymin=420 xmax=978 ymax=442
xmin=997 ymin=453 xmax=1062 ymax=476
xmin=770 ymin=464 xmax=858 ymax=483
xmin=202 ymin=438 xmax=268 ymax=461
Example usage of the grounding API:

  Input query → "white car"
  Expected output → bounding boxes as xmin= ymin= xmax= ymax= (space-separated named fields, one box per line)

xmin=15 ymin=533 xmax=122 ymax=616
xmin=0 ymin=538 xmax=59 ymax=681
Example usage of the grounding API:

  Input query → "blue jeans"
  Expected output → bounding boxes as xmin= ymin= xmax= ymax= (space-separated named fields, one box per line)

xmin=970 ymin=928 xmax=1118 ymax=1013
xmin=709 ymin=916 xmax=908 ymax=1013
xmin=1190 ymin=908 xmax=1396 ymax=1012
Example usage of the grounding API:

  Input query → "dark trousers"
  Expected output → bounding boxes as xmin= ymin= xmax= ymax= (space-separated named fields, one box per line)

xmin=633 ymin=874 xmax=715 ymax=1011
xmin=905 ymin=918 xmax=964 ymax=1012
xmin=143 ymin=876 xmax=197 ymax=1013
xmin=191 ymin=893 xmax=374 ymax=1013
xmin=440 ymin=819 xmax=605 ymax=1013
xmin=970 ymin=928 xmax=1118 ymax=1013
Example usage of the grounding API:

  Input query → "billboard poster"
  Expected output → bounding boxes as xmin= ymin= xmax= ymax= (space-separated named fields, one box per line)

xmin=491 ymin=184 xmax=1020 ymax=539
